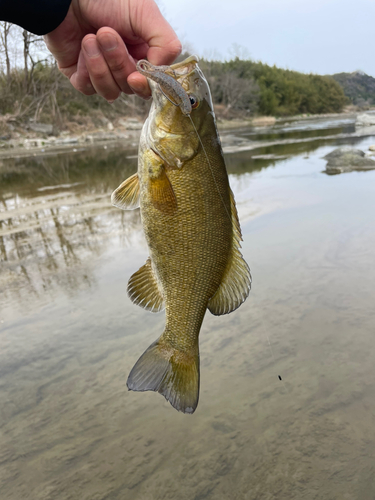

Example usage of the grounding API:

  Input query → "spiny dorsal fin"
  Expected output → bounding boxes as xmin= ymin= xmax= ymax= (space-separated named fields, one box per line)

xmin=208 ymin=189 xmax=251 ymax=316
xmin=149 ymin=167 xmax=177 ymax=215
xmin=111 ymin=172 xmax=140 ymax=210
xmin=127 ymin=258 xmax=164 ymax=312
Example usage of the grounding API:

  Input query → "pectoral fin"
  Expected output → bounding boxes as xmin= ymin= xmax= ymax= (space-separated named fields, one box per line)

xmin=208 ymin=189 xmax=251 ymax=315
xmin=111 ymin=173 xmax=140 ymax=210
xmin=127 ymin=258 xmax=164 ymax=312
xmin=145 ymin=150 xmax=177 ymax=215
xmin=149 ymin=169 xmax=177 ymax=214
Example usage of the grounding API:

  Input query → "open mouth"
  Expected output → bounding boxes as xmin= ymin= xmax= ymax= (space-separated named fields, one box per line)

xmin=170 ymin=55 xmax=199 ymax=78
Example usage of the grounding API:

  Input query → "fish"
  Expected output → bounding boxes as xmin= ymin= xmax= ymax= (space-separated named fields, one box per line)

xmin=111 ymin=55 xmax=251 ymax=414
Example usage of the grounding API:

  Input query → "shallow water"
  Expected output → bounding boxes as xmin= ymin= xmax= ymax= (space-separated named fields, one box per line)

xmin=1 ymin=120 xmax=375 ymax=499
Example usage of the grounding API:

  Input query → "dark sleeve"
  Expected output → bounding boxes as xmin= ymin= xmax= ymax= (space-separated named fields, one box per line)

xmin=0 ymin=0 xmax=71 ymax=35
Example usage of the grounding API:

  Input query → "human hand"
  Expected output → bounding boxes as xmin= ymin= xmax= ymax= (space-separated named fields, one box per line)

xmin=44 ymin=0 xmax=181 ymax=101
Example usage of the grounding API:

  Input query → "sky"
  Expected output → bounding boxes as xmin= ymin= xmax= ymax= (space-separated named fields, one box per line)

xmin=158 ymin=0 xmax=375 ymax=77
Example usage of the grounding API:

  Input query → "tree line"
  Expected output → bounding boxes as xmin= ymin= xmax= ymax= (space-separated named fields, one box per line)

xmin=200 ymin=58 xmax=348 ymax=117
xmin=0 ymin=25 xmax=349 ymax=133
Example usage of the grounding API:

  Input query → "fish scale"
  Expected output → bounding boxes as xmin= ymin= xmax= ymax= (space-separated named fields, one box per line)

xmin=111 ymin=56 xmax=251 ymax=413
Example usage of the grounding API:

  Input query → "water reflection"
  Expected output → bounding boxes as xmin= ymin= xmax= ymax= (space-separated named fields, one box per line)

xmin=0 ymin=147 xmax=142 ymax=306
xmin=1 ymin=126 xmax=374 ymax=306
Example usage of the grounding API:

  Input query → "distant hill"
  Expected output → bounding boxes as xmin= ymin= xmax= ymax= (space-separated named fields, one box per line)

xmin=332 ymin=71 xmax=375 ymax=106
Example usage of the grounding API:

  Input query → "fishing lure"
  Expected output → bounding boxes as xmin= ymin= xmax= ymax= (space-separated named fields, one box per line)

xmin=136 ymin=60 xmax=192 ymax=116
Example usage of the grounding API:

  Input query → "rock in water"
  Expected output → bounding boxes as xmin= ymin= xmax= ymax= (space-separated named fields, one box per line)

xmin=324 ymin=147 xmax=365 ymax=160
xmin=324 ymin=147 xmax=375 ymax=174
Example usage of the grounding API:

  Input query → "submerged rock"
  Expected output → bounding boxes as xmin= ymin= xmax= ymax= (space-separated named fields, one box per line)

xmin=324 ymin=147 xmax=375 ymax=174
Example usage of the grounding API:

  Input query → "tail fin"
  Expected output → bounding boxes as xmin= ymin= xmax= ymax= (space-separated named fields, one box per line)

xmin=126 ymin=339 xmax=200 ymax=414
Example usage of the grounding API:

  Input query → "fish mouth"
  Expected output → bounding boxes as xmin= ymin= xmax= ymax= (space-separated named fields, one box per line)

xmin=147 ymin=56 xmax=202 ymax=110
xmin=170 ymin=55 xmax=199 ymax=71
xmin=170 ymin=55 xmax=199 ymax=79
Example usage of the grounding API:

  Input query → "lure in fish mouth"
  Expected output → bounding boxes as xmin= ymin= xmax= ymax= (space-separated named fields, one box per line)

xmin=112 ymin=56 xmax=251 ymax=414
xmin=137 ymin=58 xmax=195 ymax=116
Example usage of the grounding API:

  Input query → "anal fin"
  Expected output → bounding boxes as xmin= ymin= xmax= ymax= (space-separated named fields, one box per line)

xmin=127 ymin=258 xmax=164 ymax=312
xmin=208 ymin=189 xmax=251 ymax=316
xmin=111 ymin=172 xmax=140 ymax=210
xmin=208 ymin=248 xmax=251 ymax=315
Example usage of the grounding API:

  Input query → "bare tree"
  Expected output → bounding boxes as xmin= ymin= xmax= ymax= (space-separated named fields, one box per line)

xmin=21 ymin=29 xmax=50 ymax=91
xmin=0 ymin=22 xmax=12 ymax=82
xmin=22 ymin=29 xmax=32 ymax=90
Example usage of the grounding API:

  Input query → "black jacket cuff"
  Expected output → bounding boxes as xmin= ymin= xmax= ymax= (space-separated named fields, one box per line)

xmin=0 ymin=0 xmax=72 ymax=35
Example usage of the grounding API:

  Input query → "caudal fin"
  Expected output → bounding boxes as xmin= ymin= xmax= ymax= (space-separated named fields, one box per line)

xmin=126 ymin=339 xmax=200 ymax=414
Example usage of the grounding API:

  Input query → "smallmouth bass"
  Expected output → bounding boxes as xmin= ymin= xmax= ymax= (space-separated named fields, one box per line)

xmin=112 ymin=56 xmax=251 ymax=414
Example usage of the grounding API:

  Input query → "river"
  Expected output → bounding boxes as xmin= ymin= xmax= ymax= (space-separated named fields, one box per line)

xmin=1 ymin=115 xmax=375 ymax=499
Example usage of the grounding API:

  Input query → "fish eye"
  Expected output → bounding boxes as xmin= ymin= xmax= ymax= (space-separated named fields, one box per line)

xmin=188 ymin=94 xmax=199 ymax=109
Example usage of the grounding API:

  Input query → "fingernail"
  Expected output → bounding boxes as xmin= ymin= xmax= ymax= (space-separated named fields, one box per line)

xmin=83 ymin=38 xmax=100 ymax=57
xmin=100 ymin=33 xmax=118 ymax=52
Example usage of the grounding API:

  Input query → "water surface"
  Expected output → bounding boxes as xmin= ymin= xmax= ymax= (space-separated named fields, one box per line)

xmin=1 ymin=119 xmax=375 ymax=499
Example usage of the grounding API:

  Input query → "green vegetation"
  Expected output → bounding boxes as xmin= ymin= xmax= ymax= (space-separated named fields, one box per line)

xmin=200 ymin=58 xmax=348 ymax=117
xmin=332 ymin=71 xmax=375 ymax=107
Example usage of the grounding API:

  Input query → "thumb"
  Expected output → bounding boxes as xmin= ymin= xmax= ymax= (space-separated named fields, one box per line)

xmin=129 ymin=0 xmax=182 ymax=65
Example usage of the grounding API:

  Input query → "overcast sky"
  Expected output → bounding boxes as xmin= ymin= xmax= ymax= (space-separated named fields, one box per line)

xmin=159 ymin=0 xmax=375 ymax=77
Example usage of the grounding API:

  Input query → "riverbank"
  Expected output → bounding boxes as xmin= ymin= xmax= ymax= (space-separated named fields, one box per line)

xmin=0 ymin=107 xmax=373 ymax=161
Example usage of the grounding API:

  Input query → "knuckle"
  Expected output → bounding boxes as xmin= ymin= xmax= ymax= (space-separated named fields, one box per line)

xmin=91 ymin=67 xmax=108 ymax=81
xmin=109 ymin=59 xmax=127 ymax=75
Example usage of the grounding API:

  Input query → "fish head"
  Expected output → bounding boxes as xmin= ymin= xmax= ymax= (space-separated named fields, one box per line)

xmin=146 ymin=56 xmax=217 ymax=168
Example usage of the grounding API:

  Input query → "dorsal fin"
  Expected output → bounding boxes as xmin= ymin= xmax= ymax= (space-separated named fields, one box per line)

xmin=111 ymin=173 xmax=140 ymax=210
xmin=208 ymin=189 xmax=251 ymax=316
xmin=127 ymin=258 xmax=164 ymax=312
